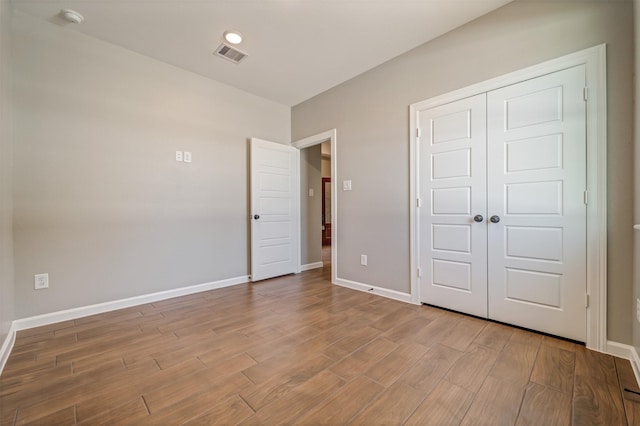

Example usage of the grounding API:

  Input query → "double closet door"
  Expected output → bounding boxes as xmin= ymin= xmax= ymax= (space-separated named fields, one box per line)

xmin=418 ymin=65 xmax=587 ymax=342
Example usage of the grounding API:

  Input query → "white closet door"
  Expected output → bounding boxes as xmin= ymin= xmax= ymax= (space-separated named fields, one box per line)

xmin=486 ymin=65 xmax=587 ymax=341
xmin=419 ymin=94 xmax=488 ymax=318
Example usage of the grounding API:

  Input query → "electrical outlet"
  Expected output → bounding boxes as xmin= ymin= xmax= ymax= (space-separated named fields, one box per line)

xmin=175 ymin=151 xmax=183 ymax=162
xmin=183 ymin=151 xmax=192 ymax=163
xmin=34 ymin=273 xmax=49 ymax=290
xmin=360 ymin=254 xmax=367 ymax=266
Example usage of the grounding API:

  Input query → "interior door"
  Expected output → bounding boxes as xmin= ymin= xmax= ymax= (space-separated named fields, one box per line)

xmin=419 ymin=94 xmax=488 ymax=318
xmin=250 ymin=138 xmax=300 ymax=282
xmin=486 ymin=65 xmax=587 ymax=341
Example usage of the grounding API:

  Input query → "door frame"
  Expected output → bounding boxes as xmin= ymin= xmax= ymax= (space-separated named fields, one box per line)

xmin=292 ymin=129 xmax=337 ymax=285
xmin=409 ymin=44 xmax=607 ymax=351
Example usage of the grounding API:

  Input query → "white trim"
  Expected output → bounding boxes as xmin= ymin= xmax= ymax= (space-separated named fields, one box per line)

xmin=410 ymin=44 xmax=607 ymax=351
xmin=606 ymin=340 xmax=635 ymax=358
xmin=293 ymin=129 xmax=334 ymax=150
xmin=0 ymin=322 xmax=16 ymax=376
xmin=301 ymin=262 xmax=323 ymax=271
xmin=292 ymin=129 xmax=337 ymax=285
xmin=334 ymin=277 xmax=412 ymax=304
xmin=585 ymin=44 xmax=608 ymax=354
xmin=606 ymin=341 xmax=640 ymax=387
xmin=13 ymin=275 xmax=249 ymax=331
xmin=632 ymin=346 xmax=640 ymax=387
xmin=409 ymin=106 xmax=419 ymax=305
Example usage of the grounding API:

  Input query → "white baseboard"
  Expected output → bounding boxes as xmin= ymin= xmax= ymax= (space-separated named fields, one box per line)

xmin=605 ymin=340 xmax=632 ymax=358
xmin=13 ymin=275 xmax=249 ymax=331
xmin=631 ymin=346 xmax=640 ymax=387
xmin=334 ymin=277 xmax=412 ymax=304
xmin=301 ymin=262 xmax=323 ymax=272
xmin=0 ymin=322 xmax=16 ymax=376
xmin=606 ymin=340 xmax=640 ymax=386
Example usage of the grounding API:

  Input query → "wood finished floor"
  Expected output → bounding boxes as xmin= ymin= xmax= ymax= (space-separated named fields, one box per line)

xmin=1 ymin=262 xmax=639 ymax=425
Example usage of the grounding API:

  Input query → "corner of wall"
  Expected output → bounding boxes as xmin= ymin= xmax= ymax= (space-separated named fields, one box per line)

xmin=632 ymin=0 xmax=640 ymax=357
xmin=0 ymin=0 xmax=16 ymax=377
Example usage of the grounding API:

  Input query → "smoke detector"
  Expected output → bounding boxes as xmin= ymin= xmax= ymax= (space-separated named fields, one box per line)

xmin=61 ymin=9 xmax=84 ymax=24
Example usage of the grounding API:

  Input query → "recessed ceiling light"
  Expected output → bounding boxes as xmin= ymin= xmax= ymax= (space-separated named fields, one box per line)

xmin=60 ymin=9 xmax=84 ymax=24
xmin=223 ymin=30 xmax=243 ymax=45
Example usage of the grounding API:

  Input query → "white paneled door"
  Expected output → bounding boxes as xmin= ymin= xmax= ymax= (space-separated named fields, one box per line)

xmin=487 ymin=66 xmax=586 ymax=341
xmin=418 ymin=65 xmax=587 ymax=341
xmin=419 ymin=94 xmax=488 ymax=318
xmin=250 ymin=138 xmax=299 ymax=282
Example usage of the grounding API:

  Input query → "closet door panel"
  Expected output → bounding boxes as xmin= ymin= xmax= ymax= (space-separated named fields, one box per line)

xmin=486 ymin=65 xmax=587 ymax=341
xmin=418 ymin=94 xmax=488 ymax=318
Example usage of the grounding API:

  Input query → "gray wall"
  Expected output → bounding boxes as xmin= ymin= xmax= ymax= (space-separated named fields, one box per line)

xmin=0 ymin=0 xmax=15 ymax=342
xmin=634 ymin=0 xmax=640 ymax=355
xmin=292 ymin=0 xmax=634 ymax=343
xmin=300 ymin=145 xmax=322 ymax=266
xmin=12 ymin=12 xmax=290 ymax=318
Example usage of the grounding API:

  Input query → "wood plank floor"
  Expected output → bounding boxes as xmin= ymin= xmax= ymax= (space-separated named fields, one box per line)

xmin=1 ymin=262 xmax=639 ymax=425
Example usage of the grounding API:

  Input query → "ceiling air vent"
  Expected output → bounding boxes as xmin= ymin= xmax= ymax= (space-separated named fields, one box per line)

xmin=214 ymin=43 xmax=248 ymax=64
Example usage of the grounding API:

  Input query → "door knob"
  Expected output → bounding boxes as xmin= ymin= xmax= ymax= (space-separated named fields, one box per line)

xmin=473 ymin=215 xmax=484 ymax=223
xmin=253 ymin=214 xmax=260 ymax=220
xmin=490 ymin=215 xmax=500 ymax=223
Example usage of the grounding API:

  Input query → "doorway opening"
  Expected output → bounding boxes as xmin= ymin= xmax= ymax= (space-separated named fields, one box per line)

xmin=293 ymin=130 xmax=337 ymax=284
xmin=321 ymin=142 xmax=332 ymax=269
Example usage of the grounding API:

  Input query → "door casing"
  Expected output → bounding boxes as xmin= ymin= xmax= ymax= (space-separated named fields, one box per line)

xmin=409 ymin=44 xmax=607 ymax=351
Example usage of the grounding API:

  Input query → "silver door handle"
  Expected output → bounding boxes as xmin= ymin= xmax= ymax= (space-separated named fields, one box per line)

xmin=490 ymin=215 xmax=500 ymax=223
xmin=253 ymin=214 xmax=260 ymax=220
xmin=473 ymin=215 xmax=484 ymax=223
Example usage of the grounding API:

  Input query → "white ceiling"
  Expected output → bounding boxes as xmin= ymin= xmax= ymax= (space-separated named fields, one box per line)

xmin=12 ymin=0 xmax=513 ymax=106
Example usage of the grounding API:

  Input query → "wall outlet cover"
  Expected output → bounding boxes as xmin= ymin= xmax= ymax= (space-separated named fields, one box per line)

xmin=175 ymin=151 xmax=183 ymax=162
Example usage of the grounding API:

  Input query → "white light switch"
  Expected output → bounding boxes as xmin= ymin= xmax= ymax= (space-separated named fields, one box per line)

xmin=308 ymin=188 xmax=314 ymax=197
xmin=343 ymin=180 xmax=352 ymax=191
xmin=34 ymin=273 xmax=49 ymax=290
xmin=175 ymin=151 xmax=183 ymax=162
xmin=183 ymin=151 xmax=192 ymax=163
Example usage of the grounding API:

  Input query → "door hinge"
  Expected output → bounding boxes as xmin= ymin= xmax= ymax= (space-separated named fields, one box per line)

xmin=584 ymin=190 xmax=588 ymax=205
xmin=417 ymin=267 xmax=422 ymax=278
xmin=585 ymin=293 xmax=590 ymax=308
xmin=416 ymin=127 xmax=421 ymax=138
xmin=417 ymin=197 xmax=422 ymax=208
xmin=583 ymin=87 xmax=588 ymax=102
